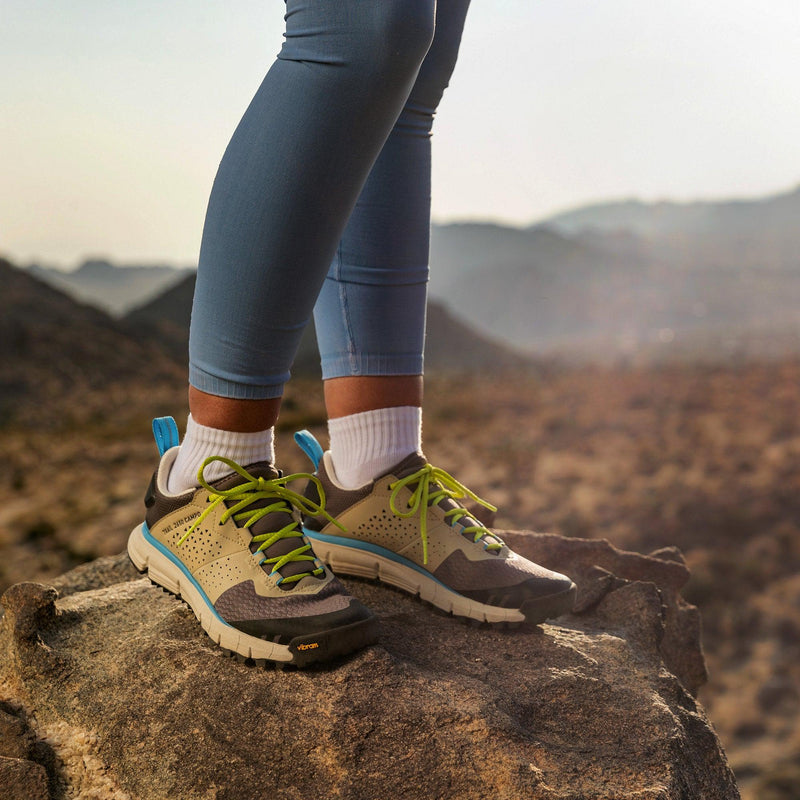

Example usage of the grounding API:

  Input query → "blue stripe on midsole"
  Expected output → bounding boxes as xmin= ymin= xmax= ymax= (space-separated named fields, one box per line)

xmin=141 ymin=522 xmax=227 ymax=626
xmin=302 ymin=528 xmax=450 ymax=590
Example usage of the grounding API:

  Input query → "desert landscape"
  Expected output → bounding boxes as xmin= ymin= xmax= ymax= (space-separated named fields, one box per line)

xmin=1 ymin=355 xmax=798 ymax=798
xmin=3 ymin=187 xmax=800 ymax=797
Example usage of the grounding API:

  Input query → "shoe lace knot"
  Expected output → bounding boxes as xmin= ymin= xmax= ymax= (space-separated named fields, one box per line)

xmin=388 ymin=464 xmax=501 ymax=565
xmin=177 ymin=456 xmax=344 ymax=586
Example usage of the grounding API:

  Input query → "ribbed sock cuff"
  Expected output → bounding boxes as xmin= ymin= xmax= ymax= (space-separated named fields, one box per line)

xmin=328 ymin=406 xmax=422 ymax=489
xmin=167 ymin=414 xmax=275 ymax=493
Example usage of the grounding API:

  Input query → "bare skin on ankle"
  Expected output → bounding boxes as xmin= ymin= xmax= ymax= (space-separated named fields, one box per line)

xmin=189 ymin=386 xmax=282 ymax=432
xmin=188 ymin=375 xmax=422 ymax=432
xmin=324 ymin=375 xmax=423 ymax=419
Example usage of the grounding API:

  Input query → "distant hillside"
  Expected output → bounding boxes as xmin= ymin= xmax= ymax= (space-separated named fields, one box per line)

xmin=429 ymin=212 xmax=800 ymax=363
xmin=430 ymin=222 xmax=656 ymax=346
xmin=23 ymin=183 xmax=800 ymax=366
xmin=428 ymin=223 xmax=605 ymax=296
xmin=124 ymin=274 xmax=530 ymax=375
xmin=28 ymin=260 xmax=193 ymax=316
xmin=540 ymin=184 xmax=800 ymax=271
xmin=0 ymin=259 xmax=183 ymax=422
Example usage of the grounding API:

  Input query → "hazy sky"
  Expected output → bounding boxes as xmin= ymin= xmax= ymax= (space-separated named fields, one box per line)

xmin=2 ymin=0 xmax=799 ymax=267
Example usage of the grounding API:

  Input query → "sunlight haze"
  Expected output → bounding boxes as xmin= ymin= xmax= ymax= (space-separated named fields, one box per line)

xmin=2 ymin=0 xmax=799 ymax=266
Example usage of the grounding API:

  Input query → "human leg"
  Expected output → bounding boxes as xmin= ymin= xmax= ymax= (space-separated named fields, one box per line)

xmin=313 ymin=0 xmax=471 ymax=487
xmin=130 ymin=0 xmax=437 ymax=665
xmin=167 ymin=0 xmax=436 ymax=491
xmin=314 ymin=2 xmax=472 ymax=396
xmin=189 ymin=0 xmax=437 ymax=408
xmin=298 ymin=0 xmax=577 ymax=624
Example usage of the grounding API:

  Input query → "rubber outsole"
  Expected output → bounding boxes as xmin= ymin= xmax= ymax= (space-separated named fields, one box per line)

xmin=127 ymin=523 xmax=378 ymax=667
xmin=304 ymin=531 xmax=576 ymax=625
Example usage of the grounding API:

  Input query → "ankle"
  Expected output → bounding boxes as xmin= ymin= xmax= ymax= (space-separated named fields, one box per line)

xmin=189 ymin=386 xmax=281 ymax=432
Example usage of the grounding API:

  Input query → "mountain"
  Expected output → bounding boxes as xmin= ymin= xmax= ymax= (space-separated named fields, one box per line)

xmin=430 ymin=222 xmax=656 ymax=348
xmin=123 ymin=273 xmax=530 ymax=374
xmin=429 ymin=212 xmax=800 ymax=362
xmin=23 ymin=183 xmax=800 ymax=366
xmin=0 ymin=259 xmax=183 ymax=422
xmin=28 ymin=259 xmax=193 ymax=316
xmin=428 ymin=223 xmax=606 ymax=296
xmin=540 ymin=184 xmax=800 ymax=271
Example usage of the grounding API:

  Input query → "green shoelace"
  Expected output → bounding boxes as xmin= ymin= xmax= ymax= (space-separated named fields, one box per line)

xmin=388 ymin=464 xmax=501 ymax=565
xmin=177 ymin=456 xmax=343 ymax=586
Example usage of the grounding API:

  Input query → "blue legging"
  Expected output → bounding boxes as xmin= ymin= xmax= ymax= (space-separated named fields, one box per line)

xmin=188 ymin=0 xmax=471 ymax=399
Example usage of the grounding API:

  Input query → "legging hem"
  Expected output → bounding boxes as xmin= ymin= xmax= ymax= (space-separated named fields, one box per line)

xmin=320 ymin=353 xmax=424 ymax=380
xmin=189 ymin=364 xmax=287 ymax=400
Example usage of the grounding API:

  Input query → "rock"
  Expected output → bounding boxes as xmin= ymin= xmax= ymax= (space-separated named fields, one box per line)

xmin=50 ymin=553 xmax=140 ymax=599
xmin=0 ymin=701 xmax=34 ymax=760
xmin=0 ymin=755 xmax=50 ymax=800
xmin=0 ymin=583 xmax=66 ymax=685
xmin=0 ymin=700 xmax=58 ymax=799
xmin=0 ymin=533 xmax=739 ymax=800
xmin=502 ymin=531 xmax=708 ymax=695
xmin=1 ymin=583 xmax=59 ymax=640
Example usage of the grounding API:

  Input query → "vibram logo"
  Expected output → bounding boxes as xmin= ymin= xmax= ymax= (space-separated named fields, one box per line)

xmin=297 ymin=642 xmax=320 ymax=651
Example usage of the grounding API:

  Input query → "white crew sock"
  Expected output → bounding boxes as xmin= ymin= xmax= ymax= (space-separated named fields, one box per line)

xmin=167 ymin=414 xmax=275 ymax=494
xmin=328 ymin=406 xmax=422 ymax=489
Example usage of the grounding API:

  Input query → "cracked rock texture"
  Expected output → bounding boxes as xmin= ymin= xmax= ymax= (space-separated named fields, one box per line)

xmin=0 ymin=532 xmax=739 ymax=800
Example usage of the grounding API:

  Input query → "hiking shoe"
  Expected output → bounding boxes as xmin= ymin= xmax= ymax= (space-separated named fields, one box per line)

xmin=295 ymin=430 xmax=577 ymax=625
xmin=127 ymin=417 xmax=378 ymax=667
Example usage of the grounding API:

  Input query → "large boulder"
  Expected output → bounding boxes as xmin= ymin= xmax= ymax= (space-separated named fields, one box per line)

xmin=0 ymin=532 xmax=739 ymax=800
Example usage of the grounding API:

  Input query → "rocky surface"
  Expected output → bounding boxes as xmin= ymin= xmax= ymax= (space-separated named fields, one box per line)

xmin=0 ymin=532 xmax=738 ymax=800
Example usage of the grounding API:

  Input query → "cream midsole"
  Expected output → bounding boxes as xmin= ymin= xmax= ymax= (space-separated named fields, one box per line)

xmin=308 ymin=536 xmax=526 ymax=624
xmin=127 ymin=523 xmax=293 ymax=662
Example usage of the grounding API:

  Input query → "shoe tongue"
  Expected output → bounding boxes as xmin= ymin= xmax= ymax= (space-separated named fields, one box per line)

xmin=212 ymin=461 xmax=281 ymax=491
xmin=381 ymin=451 xmax=428 ymax=480
xmin=212 ymin=462 xmax=318 ymax=588
xmin=382 ymin=453 xmax=502 ymax=550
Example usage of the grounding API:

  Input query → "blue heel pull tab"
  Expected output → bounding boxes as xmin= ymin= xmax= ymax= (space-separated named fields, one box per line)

xmin=294 ymin=430 xmax=323 ymax=470
xmin=152 ymin=416 xmax=180 ymax=457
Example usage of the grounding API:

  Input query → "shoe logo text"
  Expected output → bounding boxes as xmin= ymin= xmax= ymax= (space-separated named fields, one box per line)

xmin=163 ymin=512 xmax=201 ymax=534
xmin=297 ymin=642 xmax=320 ymax=651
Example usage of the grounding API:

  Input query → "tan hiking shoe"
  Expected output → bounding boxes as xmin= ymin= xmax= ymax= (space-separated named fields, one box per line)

xmin=128 ymin=417 xmax=378 ymax=667
xmin=295 ymin=430 xmax=576 ymax=625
